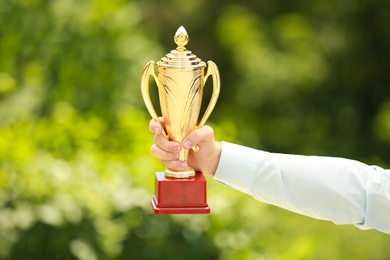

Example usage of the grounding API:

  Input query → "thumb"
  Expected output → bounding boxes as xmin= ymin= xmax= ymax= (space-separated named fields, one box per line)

xmin=183 ymin=126 xmax=214 ymax=149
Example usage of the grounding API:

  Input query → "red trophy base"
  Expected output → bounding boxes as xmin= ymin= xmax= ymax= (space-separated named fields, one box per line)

xmin=151 ymin=172 xmax=210 ymax=214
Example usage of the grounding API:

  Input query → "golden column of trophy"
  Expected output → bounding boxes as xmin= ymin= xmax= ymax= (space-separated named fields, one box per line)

xmin=141 ymin=26 xmax=220 ymax=214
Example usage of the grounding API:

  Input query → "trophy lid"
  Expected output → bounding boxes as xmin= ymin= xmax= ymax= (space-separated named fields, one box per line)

xmin=157 ymin=26 xmax=206 ymax=69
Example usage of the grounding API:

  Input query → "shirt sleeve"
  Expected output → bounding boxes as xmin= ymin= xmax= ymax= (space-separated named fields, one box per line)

xmin=213 ymin=142 xmax=390 ymax=234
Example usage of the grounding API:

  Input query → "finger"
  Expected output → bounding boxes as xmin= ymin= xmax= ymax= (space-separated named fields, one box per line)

xmin=150 ymin=144 xmax=180 ymax=161
xmin=153 ymin=133 xmax=181 ymax=153
xmin=182 ymin=125 xmax=214 ymax=149
xmin=149 ymin=117 xmax=164 ymax=134
xmin=161 ymin=159 xmax=188 ymax=171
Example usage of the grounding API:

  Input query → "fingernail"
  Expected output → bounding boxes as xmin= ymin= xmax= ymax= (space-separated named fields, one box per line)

xmin=174 ymin=145 xmax=181 ymax=152
xmin=154 ymin=127 xmax=162 ymax=134
xmin=183 ymin=140 xmax=192 ymax=149
xmin=181 ymin=161 xmax=188 ymax=168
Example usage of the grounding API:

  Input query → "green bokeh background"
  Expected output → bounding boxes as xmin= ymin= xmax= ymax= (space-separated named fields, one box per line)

xmin=1 ymin=0 xmax=390 ymax=259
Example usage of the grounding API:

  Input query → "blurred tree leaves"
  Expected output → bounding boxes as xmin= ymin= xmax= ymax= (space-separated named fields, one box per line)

xmin=1 ymin=0 xmax=390 ymax=259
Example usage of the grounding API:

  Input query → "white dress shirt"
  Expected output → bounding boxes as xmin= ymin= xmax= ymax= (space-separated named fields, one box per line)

xmin=214 ymin=142 xmax=390 ymax=234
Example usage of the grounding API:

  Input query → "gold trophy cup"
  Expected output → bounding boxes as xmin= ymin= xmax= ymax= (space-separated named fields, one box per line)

xmin=141 ymin=26 xmax=220 ymax=214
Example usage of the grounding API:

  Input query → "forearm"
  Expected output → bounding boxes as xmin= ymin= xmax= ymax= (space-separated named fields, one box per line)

xmin=214 ymin=142 xmax=390 ymax=233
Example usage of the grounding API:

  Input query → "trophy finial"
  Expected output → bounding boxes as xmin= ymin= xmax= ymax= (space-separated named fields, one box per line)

xmin=174 ymin=26 xmax=189 ymax=51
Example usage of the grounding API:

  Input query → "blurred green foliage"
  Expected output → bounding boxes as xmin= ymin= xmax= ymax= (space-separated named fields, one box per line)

xmin=1 ymin=0 xmax=390 ymax=259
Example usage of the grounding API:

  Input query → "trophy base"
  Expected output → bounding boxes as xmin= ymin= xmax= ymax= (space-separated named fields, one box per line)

xmin=151 ymin=172 xmax=210 ymax=214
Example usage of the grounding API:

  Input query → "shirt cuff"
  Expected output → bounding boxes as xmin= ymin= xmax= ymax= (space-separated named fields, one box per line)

xmin=213 ymin=142 xmax=269 ymax=195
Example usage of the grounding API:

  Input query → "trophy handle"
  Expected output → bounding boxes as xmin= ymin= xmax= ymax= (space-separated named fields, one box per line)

xmin=141 ymin=61 xmax=168 ymax=138
xmin=198 ymin=61 xmax=221 ymax=127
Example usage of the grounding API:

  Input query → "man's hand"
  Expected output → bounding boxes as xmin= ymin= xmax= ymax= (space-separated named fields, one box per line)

xmin=149 ymin=118 xmax=222 ymax=176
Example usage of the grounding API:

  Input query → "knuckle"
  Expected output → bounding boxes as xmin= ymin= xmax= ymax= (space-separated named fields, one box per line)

xmin=203 ymin=125 xmax=214 ymax=136
xmin=152 ymin=134 xmax=159 ymax=143
xmin=149 ymin=119 xmax=157 ymax=131
xmin=191 ymin=130 xmax=201 ymax=140
xmin=150 ymin=144 xmax=158 ymax=156
xmin=160 ymin=159 xmax=169 ymax=167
